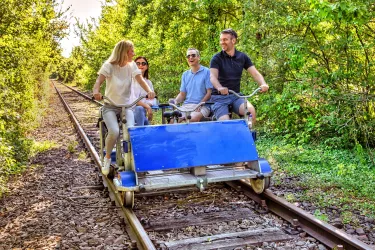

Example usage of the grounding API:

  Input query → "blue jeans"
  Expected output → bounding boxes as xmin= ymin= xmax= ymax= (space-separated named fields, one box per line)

xmin=134 ymin=106 xmax=149 ymax=126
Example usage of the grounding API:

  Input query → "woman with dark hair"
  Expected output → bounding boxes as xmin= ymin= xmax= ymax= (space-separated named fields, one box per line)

xmin=132 ymin=56 xmax=157 ymax=126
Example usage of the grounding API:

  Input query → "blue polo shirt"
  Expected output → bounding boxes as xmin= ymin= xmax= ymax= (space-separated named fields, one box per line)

xmin=210 ymin=50 xmax=253 ymax=95
xmin=180 ymin=65 xmax=213 ymax=104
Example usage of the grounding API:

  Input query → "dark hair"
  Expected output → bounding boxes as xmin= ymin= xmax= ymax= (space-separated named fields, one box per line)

xmin=221 ymin=28 xmax=238 ymax=39
xmin=134 ymin=56 xmax=149 ymax=79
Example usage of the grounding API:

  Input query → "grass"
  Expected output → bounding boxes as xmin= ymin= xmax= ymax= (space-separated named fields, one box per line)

xmin=256 ymin=135 xmax=375 ymax=218
xmin=314 ymin=210 xmax=329 ymax=222
xmin=67 ymin=141 xmax=78 ymax=153
xmin=78 ymin=151 xmax=87 ymax=159
xmin=29 ymin=140 xmax=57 ymax=157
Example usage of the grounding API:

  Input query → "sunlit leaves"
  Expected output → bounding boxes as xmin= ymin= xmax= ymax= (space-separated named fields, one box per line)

xmin=0 ymin=0 xmax=67 ymax=194
xmin=307 ymin=0 xmax=370 ymax=24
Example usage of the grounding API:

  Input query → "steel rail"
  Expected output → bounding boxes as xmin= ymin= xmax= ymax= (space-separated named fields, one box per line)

xmin=61 ymin=82 xmax=103 ymax=106
xmin=227 ymin=181 xmax=373 ymax=250
xmin=53 ymin=81 xmax=155 ymax=250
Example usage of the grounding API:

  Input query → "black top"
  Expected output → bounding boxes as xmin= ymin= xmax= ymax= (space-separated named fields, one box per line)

xmin=210 ymin=49 xmax=253 ymax=95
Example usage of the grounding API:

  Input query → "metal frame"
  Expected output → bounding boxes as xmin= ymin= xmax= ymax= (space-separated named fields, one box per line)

xmin=102 ymin=89 xmax=272 ymax=204
xmin=114 ymin=164 xmax=272 ymax=192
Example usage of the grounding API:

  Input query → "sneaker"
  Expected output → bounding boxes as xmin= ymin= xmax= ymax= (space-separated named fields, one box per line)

xmin=102 ymin=157 xmax=111 ymax=176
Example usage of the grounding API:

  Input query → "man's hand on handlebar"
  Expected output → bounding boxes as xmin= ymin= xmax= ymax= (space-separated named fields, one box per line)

xmin=218 ymin=87 xmax=229 ymax=95
xmin=93 ymin=92 xmax=102 ymax=101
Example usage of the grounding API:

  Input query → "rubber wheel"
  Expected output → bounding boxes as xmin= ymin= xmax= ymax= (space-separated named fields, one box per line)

xmin=250 ymin=177 xmax=270 ymax=194
xmin=247 ymin=161 xmax=271 ymax=194
xmin=120 ymin=191 xmax=134 ymax=208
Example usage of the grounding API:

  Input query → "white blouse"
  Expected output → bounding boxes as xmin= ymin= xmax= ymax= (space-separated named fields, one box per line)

xmin=98 ymin=61 xmax=141 ymax=105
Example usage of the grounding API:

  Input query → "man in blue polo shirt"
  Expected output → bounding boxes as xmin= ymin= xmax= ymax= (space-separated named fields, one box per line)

xmin=170 ymin=48 xmax=213 ymax=122
xmin=210 ymin=29 xmax=269 ymax=123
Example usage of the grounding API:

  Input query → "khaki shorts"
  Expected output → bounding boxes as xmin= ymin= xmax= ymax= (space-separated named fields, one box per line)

xmin=180 ymin=103 xmax=211 ymax=118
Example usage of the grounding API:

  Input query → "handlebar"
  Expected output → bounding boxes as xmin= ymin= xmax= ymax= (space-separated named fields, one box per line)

xmin=168 ymin=102 xmax=205 ymax=112
xmin=228 ymin=87 xmax=261 ymax=98
xmin=102 ymin=95 xmax=146 ymax=108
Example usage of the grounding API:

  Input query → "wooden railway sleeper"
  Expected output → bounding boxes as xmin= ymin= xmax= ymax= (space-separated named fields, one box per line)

xmin=256 ymin=199 xmax=269 ymax=214
xmin=261 ymin=199 xmax=269 ymax=212
xmin=292 ymin=218 xmax=304 ymax=233
xmin=292 ymin=218 xmax=300 ymax=229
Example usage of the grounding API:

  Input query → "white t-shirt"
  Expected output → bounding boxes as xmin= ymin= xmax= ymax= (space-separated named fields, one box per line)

xmin=131 ymin=78 xmax=157 ymax=106
xmin=98 ymin=61 xmax=141 ymax=105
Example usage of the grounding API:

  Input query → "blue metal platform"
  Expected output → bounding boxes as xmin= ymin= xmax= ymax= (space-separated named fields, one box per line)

xmin=128 ymin=120 xmax=258 ymax=172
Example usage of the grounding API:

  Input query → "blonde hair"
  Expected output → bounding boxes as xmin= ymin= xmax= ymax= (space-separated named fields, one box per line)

xmin=108 ymin=40 xmax=134 ymax=65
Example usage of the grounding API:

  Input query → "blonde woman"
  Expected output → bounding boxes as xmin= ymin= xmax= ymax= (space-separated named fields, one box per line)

xmin=93 ymin=40 xmax=155 ymax=175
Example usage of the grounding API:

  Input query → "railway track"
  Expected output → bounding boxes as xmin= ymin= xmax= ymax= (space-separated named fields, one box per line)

xmin=54 ymin=81 xmax=373 ymax=250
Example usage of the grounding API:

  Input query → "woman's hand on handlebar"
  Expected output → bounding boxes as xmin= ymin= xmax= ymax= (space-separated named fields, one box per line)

xmin=93 ymin=92 xmax=102 ymax=101
xmin=218 ymin=87 xmax=229 ymax=95
xmin=146 ymin=91 xmax=156 ymax=99
xmin=260 ymin=84 xmax=269 ymax=93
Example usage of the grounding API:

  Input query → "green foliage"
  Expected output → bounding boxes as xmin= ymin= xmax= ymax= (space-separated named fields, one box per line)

xmin=257 ymin=136 xmax=375 ymax=213
xmin=67 ymin=141 xmax=78 ymax=153
xmin=56 ymin=47 xmax=85 ymax=84
xmin=284 ymin=193 xmax=296 ymax=203
xmin=30 ymin=140 xmax=57 ymax=157
xmin=314 ymin=210 xmax=329 ymax=222
xmin=0 ymin=0 xmax=67 ymax=198
xmin=341 ymin=210 xmax=354 ymax=224
xmin=78 ymin=151 xmax=88 ymax=160
xmin=247 ymin=0 xmax=375 ymax=149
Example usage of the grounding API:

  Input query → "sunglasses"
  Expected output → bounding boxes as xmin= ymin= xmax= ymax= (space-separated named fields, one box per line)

xmin=186 ymin=54 xmax=197 ymax=59
xmin=136 ymin=62 xmax=147 ymax=66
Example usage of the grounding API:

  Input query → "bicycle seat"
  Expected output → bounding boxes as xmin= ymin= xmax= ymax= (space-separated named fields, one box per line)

xmin=163 ymin=110 xmax=182 ymax=119
xmin=158 ymin=103 xmax=171 ymax=108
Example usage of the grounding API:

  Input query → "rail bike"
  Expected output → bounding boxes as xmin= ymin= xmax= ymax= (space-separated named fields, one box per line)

xmin=97 ymin=88 xmax=272 ymax=208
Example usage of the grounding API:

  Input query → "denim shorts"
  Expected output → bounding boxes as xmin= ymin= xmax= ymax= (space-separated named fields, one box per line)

xmin=210 ymin=94 xmax=245 ymax=119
